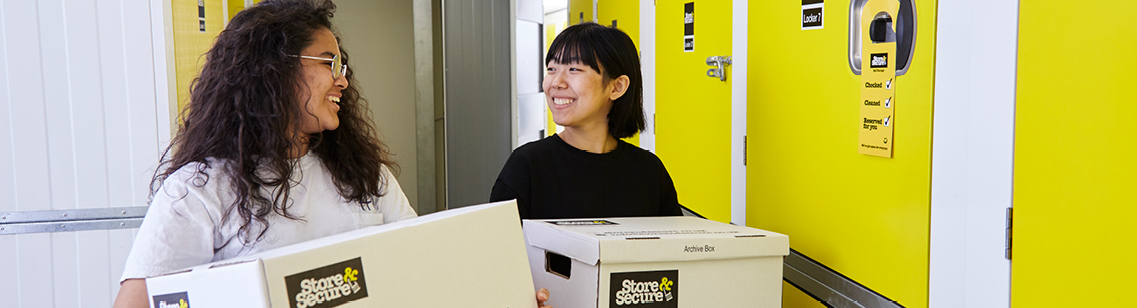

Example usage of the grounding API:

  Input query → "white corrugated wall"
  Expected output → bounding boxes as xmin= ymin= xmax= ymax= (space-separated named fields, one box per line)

xmin=0 ymin=0 xmax=168 ymax=306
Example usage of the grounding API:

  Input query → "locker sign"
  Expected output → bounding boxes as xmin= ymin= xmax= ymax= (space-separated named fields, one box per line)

xmin=683 ymin=2 xmax=694 ymax=52
xmin=802 ymin=0 xmax=824 ymax=30
xmin=197 ymin=0 xmax=206 ymax=32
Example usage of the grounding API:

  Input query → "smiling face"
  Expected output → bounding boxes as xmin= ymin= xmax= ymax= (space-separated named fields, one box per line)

xmin=297 ymin=27 xmax=348 ymax=135
xmin=544 ymin=61 xmax=621 ymax=132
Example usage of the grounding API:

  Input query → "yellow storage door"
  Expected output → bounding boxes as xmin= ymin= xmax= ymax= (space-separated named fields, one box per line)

xmin=654 ymin=0 xmax=733 ymax=223
xmin=172 ymin=0 xmax=226 ymax=113
xmin=1012 ymin=1 xmax=1137 ymax=306
xmin=597 ymin=0 xmax=641 ymax=146
xmin=747 ymin=1 xmax=938 ymax=307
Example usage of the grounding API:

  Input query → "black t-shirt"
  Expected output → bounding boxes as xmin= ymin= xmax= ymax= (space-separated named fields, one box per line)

xmin=490 ymin=134 xmax=682 ymax=219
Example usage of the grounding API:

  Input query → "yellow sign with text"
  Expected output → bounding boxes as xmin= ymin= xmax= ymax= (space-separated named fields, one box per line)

xmin=858 ymin=0 xmax=899 ymax=158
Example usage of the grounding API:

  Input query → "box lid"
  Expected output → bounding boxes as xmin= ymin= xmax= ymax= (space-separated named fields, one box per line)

xmin=523 ymin=217 xmax=789 ymax=264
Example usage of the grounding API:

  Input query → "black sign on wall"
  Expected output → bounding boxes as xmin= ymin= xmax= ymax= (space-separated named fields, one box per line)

xmin=683 ymin=2 xmax=694 ymax=52
xmin=197 ymin=0 xmax=206 ymax=32
xmin=802 ymin=0 xmax=824 ymax=30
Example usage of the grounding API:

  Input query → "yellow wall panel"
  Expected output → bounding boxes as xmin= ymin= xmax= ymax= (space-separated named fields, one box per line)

xmin=568 ymin=0 xmax=593 ymax=25
xmin=1012 ymin=1 xmax=1137 ymax=306
xmin=227 ymin=0 xmax=246 ymax=21
xmin=597 ymin=0 xmax=638 ymax=48
xmin=654 ymin=0 xmax=732 ymax=223
xmin=173 ymin=0 xmax=226 ymax=114
xmin=597 ymin=0 xmax=640 ymax=146
xmin=746 ymin=1 xmax=937 ymax=307
xmin=545 ymin=21 xmax=566 ymax=137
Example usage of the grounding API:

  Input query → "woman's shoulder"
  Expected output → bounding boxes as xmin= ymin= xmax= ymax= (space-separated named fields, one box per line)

xmin=159 ymin=157 xmax=235 ymax=192
xmin=509 ymin=135 xmax=566 ymax=161
xmin=617 ymin=140 xmax=664 ymax=162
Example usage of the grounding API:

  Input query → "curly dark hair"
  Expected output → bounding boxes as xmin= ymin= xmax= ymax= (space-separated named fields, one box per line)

xmin=151 ymin=0 xmax=395 ymax=245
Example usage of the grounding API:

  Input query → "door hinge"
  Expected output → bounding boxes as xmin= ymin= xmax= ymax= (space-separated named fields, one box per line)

xmin=743 ymin=135 xmax=747 ymax=166
xmin=1005 ymin=207 xmax=1013 ymax=260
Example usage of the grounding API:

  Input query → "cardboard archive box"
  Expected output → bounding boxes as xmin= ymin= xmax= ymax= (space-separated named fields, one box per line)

xmin=523 ymin=217 xmax=789 ymax=308
xmin=146 ymin=200 xmax=537 ymax=308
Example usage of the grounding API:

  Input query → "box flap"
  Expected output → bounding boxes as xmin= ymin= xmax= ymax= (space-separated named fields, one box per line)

xmin=527 ymin=217 xmax=789 ymax=264
xmin=523 ymin=220 xmax=604 ymax=266
xmin=259 ymin=200 xmax=538 ymax=308
xmin=145 ymin=259 xmax=270 ymax=307
xmin=146 ymin=200 xmax=537 ymax=308
xmin=243 ymin=200 xmax=518 ymax=261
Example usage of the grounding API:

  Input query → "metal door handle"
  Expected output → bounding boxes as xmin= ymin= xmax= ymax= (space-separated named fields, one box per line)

xmin=706 ymin=55 xmax=732 ymax=82
xmin=848 ymin=0 xmax=917 ymax=76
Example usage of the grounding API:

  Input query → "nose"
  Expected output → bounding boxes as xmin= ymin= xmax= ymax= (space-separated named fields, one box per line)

xmin=334 ymin=69 xmax=349 ymax=89
xmin=546 ymin=70 xmax=566 ymax=90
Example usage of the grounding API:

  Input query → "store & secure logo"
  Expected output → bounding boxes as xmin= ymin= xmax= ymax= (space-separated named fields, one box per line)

xmin=285 ymin=257 xmax=368 ymax=308
xmin=870 ymin=53 xmax=889 ymax=68
xmin=152 ymin=292 xmax=190 ymax=308
xmin=610 ymin=270 xmax=679 ymax=307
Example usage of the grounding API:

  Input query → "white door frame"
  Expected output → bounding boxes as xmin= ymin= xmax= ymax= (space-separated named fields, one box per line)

xmin=928 ymin=0 xmax=1017 ymax=307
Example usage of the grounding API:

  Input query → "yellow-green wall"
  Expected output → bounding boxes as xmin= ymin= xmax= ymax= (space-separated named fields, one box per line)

xmin=747 ymin=1 xmax=938 ymax=307
xmin=173 ymin=0 xmax=226 ymax=114
xmin=1011 ymin=0 xmax=1137 ymax=306
xmin=227 ymin=0 xmax=246 ymax=21
xmin=654 ymin=0 xmax=733 ymax=223
xmin=568 ymin=0 xmax=593 ymax=25
xmin=597 ymin=0 xmax=640 ymax=146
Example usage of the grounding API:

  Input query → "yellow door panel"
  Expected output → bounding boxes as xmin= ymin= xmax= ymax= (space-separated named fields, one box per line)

xmin=597 ymin=0 xmax=639 ymax=48
xmin=173 ymin=0 xmax=227 ymax=114
xmin=1012 ymin=1 xmax=1137 ymax=306
xmin=655 ymin=0 xmax=732 ymax=223
xmin=597 ymin=0 xmax=640 ymax=146
xmin=568 ymin=0 xmax=593 ymax=25
xmin=227 ymin=0 xmax=246 ymax=21
xmin=782 ymin=281 xmax=825 ymax=308
xmin=747 ymin=1 xmax=937 ymax=307
xmin=546 ymin=20 xmax=567 ymax=138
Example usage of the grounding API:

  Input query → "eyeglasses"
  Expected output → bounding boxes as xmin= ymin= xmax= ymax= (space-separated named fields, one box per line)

xmin=292 ymin=54 xmax=347 ymax=80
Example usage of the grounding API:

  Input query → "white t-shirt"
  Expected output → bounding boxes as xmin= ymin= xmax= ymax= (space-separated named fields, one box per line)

xmin=120 ymin=153 xmax=417 ymax=281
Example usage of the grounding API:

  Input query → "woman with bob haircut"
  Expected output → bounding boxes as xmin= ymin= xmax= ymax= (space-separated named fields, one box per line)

xmin=113 ymin=0 xmax=549 ymax=306
xmin=490 ymin=22 xmax=682 ymax=219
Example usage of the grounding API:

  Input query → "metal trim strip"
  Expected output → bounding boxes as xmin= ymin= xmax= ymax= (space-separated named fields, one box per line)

xmin=0 ymin=218 xmax=144 ymax=234
xmin=0 ymin=206 xmax=148 ymax=224
xmin=784 ymin=248 xmax=905 ymax=308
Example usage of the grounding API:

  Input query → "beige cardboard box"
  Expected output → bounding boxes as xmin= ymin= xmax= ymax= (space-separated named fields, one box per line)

xmin=146 ymin=200 xmax=536 ymax=308
xmin=523 ymin=217 xmax=789 ymax=308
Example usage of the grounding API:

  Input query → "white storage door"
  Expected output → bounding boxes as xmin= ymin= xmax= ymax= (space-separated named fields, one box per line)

xmin=0 ymin=0 xmax=168 ymax=306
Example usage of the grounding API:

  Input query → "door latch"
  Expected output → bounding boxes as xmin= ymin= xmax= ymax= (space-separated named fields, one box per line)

xmin=706 ymin=56 xmax=732 ymax=81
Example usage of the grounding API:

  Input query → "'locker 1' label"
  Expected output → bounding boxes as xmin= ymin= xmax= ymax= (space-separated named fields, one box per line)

xmin=858 ymin=0 xmax=899 ymax=158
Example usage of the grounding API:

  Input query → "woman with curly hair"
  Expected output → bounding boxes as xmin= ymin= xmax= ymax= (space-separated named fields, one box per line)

xmin=111 ymin=1 xmax=559 ymax=307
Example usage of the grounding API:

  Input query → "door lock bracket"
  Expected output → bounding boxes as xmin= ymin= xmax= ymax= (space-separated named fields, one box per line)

xmin=706 ymin=56 xmax=732 ymax=82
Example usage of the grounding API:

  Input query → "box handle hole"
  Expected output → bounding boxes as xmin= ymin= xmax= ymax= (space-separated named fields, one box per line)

xmin=545 ymin=251 xmax=571 ymax=279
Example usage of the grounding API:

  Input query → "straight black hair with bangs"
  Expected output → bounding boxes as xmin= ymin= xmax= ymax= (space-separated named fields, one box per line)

xmin=546 ymin=22 xmax=645 ymax=139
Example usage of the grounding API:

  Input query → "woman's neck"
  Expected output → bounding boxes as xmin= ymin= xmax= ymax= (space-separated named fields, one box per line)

xmin=290 ymin=135 xmax=311 ymax=159
xmin=560 ymin=126 xmax=618 ymax=154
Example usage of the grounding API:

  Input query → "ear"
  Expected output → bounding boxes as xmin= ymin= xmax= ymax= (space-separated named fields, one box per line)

xmin=608 ymin=75 xmax=630 ymax=101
